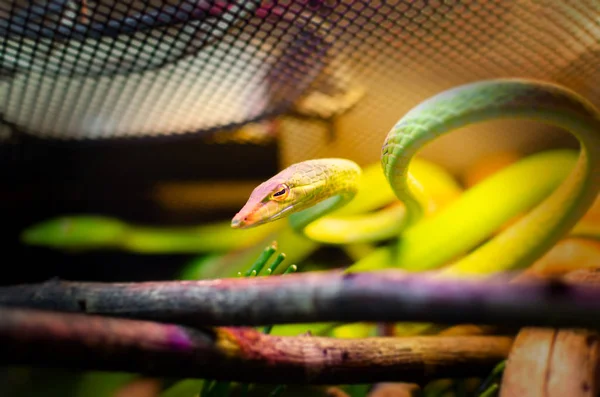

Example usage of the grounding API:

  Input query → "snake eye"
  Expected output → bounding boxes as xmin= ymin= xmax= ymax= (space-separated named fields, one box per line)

xmin=271 ymin=184 xmax=289 ymax=201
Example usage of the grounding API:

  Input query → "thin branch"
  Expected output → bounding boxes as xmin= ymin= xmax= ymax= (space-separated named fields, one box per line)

xmin=1 ymin=269 xmax=600 ymax=329
xmin=0 ymin=306 xmax=512 ymax=385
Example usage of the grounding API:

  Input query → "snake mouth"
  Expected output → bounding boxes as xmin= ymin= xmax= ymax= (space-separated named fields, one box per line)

xmin=231 ymin=203 xmax=296 ymax=229
xmin=231 ymin=208 xmax=254 ymax=228
xmin=265 ymin=204 xmax=295 ymax=222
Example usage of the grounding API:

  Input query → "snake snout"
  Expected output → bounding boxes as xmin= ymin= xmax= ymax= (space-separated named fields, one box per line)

xmin=231 ymin=215 xmax=246 ymax=228
xmin=231 ymin=208 xmax=258 ymax=228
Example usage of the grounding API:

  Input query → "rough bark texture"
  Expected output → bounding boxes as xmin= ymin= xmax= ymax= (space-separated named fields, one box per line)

xmin=0 ymin=307 xmax=512 ymax=385
xmin=1 ymin=270 xmax=600 ymax=329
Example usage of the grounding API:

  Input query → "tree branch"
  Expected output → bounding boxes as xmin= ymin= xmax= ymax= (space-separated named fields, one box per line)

xmin=0 ymin=307 xmax=512 ymax=385
xmin=1 ymin=269 xmax=600 ymax=329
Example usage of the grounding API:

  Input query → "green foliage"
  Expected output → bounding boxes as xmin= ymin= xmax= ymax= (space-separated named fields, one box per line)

xmin=178 ymin=226 xmax=318 ymax=280
xmin=241 ymin=243 xmax=278 ymax=277
xmin=162 ymin=242 xmax=299 ymax=397
xmin=479 ymin=384 xmax=499 ymax=397
xmin=475 ymin=360 xmax=505 ymax=397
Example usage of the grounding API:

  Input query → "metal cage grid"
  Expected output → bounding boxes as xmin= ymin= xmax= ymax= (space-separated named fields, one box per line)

xmin=0 ymin=1 xmax=598 ymax=149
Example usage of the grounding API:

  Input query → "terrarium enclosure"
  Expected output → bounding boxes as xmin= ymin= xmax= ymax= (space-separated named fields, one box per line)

xmin=1 ymin=1 xmax=600 ymax=397
xmin=2 ymin=0 xmax=598 ymax=282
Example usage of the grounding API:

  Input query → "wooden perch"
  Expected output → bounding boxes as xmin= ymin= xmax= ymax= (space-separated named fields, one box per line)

xmin=1 ymin=269 xmax=600 ymax=329
xmin=0 ymin=307 xmax=512 ymax=385
xmin=500 ymin=327 xmax=600 ymax=397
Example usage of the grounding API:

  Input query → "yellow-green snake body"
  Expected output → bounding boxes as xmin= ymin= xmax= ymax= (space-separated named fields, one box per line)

xmin=233 ymin=79 xmax=600 ymax=274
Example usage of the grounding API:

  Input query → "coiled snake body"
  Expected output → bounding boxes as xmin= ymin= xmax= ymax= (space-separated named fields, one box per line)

xmin=232 ymin=79 xmax=600 ymax=274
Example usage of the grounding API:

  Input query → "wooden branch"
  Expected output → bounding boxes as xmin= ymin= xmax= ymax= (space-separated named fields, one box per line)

xmin=500 ymin=328 xmax=600 ymax=397
xmin=0 ymin=307 xmax=512 ymax=385
xmin=1 ymin=269 xmax=600 ymax=329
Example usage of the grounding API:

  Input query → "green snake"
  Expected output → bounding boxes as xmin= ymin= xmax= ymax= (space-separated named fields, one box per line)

xmin=232 ymin=79 xmax=600 ymax=274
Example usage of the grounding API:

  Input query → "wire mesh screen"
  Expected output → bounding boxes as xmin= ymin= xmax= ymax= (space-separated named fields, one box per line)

xmin=0 ymin=1 xmax=598 ymax=143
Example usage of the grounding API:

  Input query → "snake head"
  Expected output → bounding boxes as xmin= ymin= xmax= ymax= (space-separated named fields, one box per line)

xmin=231 ymin=181 xmax=294 ymax=229
xmin=231 ymin=161 xmax=337 ymax=229
xmin=232 ymin=159 xmax=360 ymax=229
xmin=231 ymin=172 xmax=316 ymax=229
